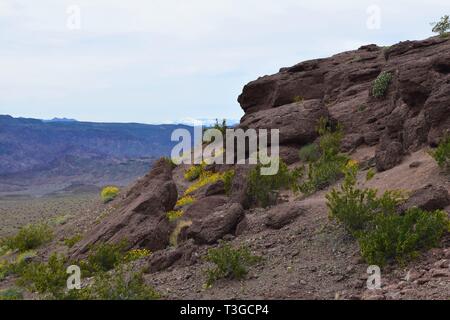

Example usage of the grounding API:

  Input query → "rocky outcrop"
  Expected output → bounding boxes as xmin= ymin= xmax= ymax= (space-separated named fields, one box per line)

xmin=237 ymin=36 xmax=450 ymax=171
xmin=400 ymin=184 xmax=450 ymax=213
xmin=186 ymin=203 xmax=244 ymax=245
xmin=145 ymin=240 xmax=198 ymax=273
xmin=71 ymin=158 xmax=178 ymax=257
xmin=265 ymin=202 xmax=307 ymax=229
xmin=239 ymin=99 xmax=328 ymax=146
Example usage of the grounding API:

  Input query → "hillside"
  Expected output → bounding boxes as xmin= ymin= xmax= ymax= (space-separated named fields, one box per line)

xmin=0 ymin=115 xmax=193 ymax=196
xmin=0 ymin=36 xmax=449 ymax=301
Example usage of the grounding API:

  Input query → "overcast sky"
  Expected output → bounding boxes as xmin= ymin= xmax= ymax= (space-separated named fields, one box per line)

xmin=0 ymin=0 xmax=448 ymax=124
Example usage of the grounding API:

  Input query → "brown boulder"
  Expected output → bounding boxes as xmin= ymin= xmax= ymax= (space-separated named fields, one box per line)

xmin=145 ymin=240 xmax=197 ymax=273
xmin=205 ymin=180 xmax=226 ymax=196
xmin=375 ymin=140 xmax=403 ymax=172
xmin=239 ymin=99 xmax=328 ymax=146
xmin=186 ymin=203 xmax=244 ymax=245
xmin=184 ymin=195 xmax=228 ymax=220
xmin=71 ymin=158 xmax=178 ymax=258
xmin=265 ymin=202 xmax=307 ymax=229
xmin=400 ymin=184 xmax=450 ymax=213
xmin=229 ymin=165 xmax=253 ymax=209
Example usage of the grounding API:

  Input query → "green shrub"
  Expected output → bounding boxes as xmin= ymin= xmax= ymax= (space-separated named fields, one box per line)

xmin=184 ymin=171 xmax=225 ymax=196
xmin=2 ymin=224 xmax=53 ymax=252
xmin=299 ymin=144 xmax=320 ymax=163
xmin=166 ymin=210 xmax=184 ymax=222
xmin=81 ymin=241 xmax=128 ymax=274
xmin=293 ymin=95 xmax=304 ymax=103
xmin=359 ymin=208 xmax=449 ymax=266
xmin=327 ymin=164 xmax=449 ymax=266
xmin=213 ymin=119 xmax=228 ymax=136
xmin=75 ymin=266 xmax=160 ymax=300
xmin=0 ymin=287 xmax=23 ymax=300
xmin=0 ymin=250 xmax=36 ymax=280
xmin=205 ymin=242 xmax=261 ymax=287
xmin=431 ymin=15 xmax=450 ymax=37
xmin=123 ymin=249 xmax=151 ymax=263
xmin=247 ymin=160 xmax=302 ymax=207
xmin=299 ymin=154 xmax=348 ymax=195
xmin=18 ymin=253 xmax=68 ymax=299
xmin=430 ymin=134 xmax=450 ymax=171
xmin=101 ymin=186 xmax=120 ymax=203
xmin=372 ymin=71 xmax=393 ymax=98
xmin=327 ymin=165 xmax=404 ymax=235
xmin=222 ymin=170 xmax=235 ymax=195
xmin=297 ymin=118 xmax=348 ymax=195
xmin=184 ymin=164 xmax=204 ymax=181
xmin=64 ymin=234 xmax=83 ymax=248
xmin=176 ymin=195 xmax=195 ymax=208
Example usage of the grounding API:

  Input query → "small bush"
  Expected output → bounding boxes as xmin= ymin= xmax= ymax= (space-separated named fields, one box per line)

xmin=327 ymin=165 xmax=404 ymax=235
xmin=101 ymin=186 xmax=120 ymax=203
xmin=18 ymin=253 xmax=68 ymax=299
xmin=123 ymin=249 xmax=151 ymax=263
xmin=0 ymin=288 xmax=23 ymax=300
xmin=247 ymin=160 xmax=302 ymax=207
xmin=176 ymin=195 xmax=195 ymax=207
xmin=213 ymin=119 xmax=228 ymax=136
xmin=2 ymin=224 xmax=53 ymax=252
xmin=184 ymin=171 xmax=225 ymax=196
xmin=299 ymin=154 xmax=348 ymax=194
xmin=166 ymin=210 xmax=184 ymax=222
xmin=430 ymin=134 xmax=450 ymax=171
xmin=297 ymin=118 xmax=348 ymax=195
xmin=222 ymin=170 xmax=235 ymax=195
xmin=81 ymin=241 xmax=128 ymax=274
xmin=0 ymin=250 xmax=37 ymax=280
xmin=78 ymin=266 xmax=160 ymax=300
xmin=293 ymin=96 xmax=304 ymax=103
xmin=372 ymin=71 xmax=393 ymax=98
xmin=327 ymin=164 xmax=449 ymax=266
xmin=64 ymin=234 xmax=83 ymax=248
xmin=299 ymin=144 xmax=320 ymax=163
xmin=431 ymin=15 xmax=450 ymax=37
xmin=184 ymin=164 xmax=204 ymax=181
xmin=359 ymin=208 xmax=449 ymax=266
xmin=205 ymin=242 xmax=261 ymax=286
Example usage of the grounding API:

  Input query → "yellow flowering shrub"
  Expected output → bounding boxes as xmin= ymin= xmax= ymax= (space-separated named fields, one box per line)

xmin=184 ymin=171 xmax=225 ymax=196
xmin=167 ymin=210 xmax=184 ymax=222
xmin=176 ymin=196 xmax=195 ymax=207
xmin=123 ymin=249 xmax=151 ymax=262
xmin=101 ymin=186 xmax=120 ymax=203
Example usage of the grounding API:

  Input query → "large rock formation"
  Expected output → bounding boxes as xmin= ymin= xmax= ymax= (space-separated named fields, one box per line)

xmin=71 ymin=36 xmax=450 ymax=267
xmin=237 ymin=36 xmax=450 ymax=171
xmin=71 ymin=158 xmax=178 ymax=257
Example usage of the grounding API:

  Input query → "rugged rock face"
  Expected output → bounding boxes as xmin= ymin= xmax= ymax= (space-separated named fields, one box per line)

xmin=186 ymin=203 xmax=244 ymax=245
xmin=400 ymin=184 xmax=450 ymax=212
xmin=264 ymin=202 xmax=307 ymax=230
xmin=238 ymin=36 xmax=450 ymax=171
xmin=70 ymin=36 xmax=449 ymax=286
xmin=71 ymin=158 xmax=178 ymax=257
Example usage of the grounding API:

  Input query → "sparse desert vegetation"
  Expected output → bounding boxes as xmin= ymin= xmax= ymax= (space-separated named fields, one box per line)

xmin=100 ymin=186 xmax=120 ymax=203
xmin=205 ymin=242 xmax=261 ymax=287
xmin=430 ymin=133 xmax=450 ymax=171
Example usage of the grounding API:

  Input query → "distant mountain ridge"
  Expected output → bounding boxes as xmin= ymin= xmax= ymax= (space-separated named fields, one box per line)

xmin=0 ymin=115 xmax=194 ymax=195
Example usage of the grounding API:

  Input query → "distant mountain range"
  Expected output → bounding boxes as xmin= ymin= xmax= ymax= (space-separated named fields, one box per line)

xmin=0 ymin=115 xmax=194 ymax=196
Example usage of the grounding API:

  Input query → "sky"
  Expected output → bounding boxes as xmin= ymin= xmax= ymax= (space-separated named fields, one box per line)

xmin=0 ymin=1 xmax=448 ymax=124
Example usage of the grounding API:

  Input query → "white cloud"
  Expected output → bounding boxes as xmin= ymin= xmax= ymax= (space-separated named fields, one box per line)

xmin=1 ymin=0 xmax=449 ymax=123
